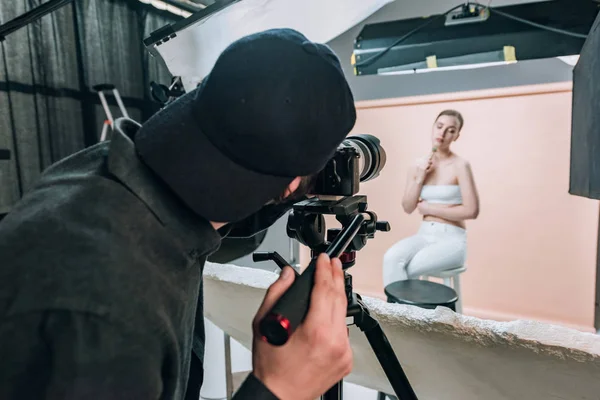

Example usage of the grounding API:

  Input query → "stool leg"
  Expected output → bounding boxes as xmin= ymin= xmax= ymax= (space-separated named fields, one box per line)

xmin=454 ymin=275 xmax=463 ymax=313
xmin=443 ymin=276 xmax=452 ymax=287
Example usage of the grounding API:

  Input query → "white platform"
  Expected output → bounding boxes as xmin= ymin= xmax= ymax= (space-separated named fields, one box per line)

xmin=203 ymin=262 xmax=600 ymax=399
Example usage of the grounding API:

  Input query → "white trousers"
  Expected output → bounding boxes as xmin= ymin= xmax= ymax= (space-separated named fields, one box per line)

xmin=383 ymin=221 xmax=467 ymax=286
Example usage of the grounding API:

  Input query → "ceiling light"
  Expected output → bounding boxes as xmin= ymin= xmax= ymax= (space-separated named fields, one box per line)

xmin=354 ymin=1 xmax=595 ymax=77
xmin=379 ymin=61 xmax=516 ymax=75
xmin=377 ymin=47 xmax=517 ymax=75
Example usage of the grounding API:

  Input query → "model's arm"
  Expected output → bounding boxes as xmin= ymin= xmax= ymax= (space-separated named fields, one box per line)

xmin=402 ymin=157 xmax=432 ymax=214
xmin=420 ymin=160 xmax=480 ymax=221
xmin=402 ymin=165 xmax=421 ymax=214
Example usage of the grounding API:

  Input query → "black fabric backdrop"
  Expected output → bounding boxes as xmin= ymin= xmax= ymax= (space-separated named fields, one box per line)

xmin=0 ymin=0 xmax=178 ymax=213
xmin=570 ymin=11 xmax=600 ymax=200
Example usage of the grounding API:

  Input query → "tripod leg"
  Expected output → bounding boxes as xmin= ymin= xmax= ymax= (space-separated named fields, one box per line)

xmin=363 ymin=323 xmax=417 ymax=400
xmin=349 ymin=294 xmax=418 ymax=400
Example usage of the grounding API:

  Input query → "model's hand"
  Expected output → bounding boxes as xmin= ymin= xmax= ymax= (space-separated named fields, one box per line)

xmin=414 ymin=156 xmax=434 ymax=183
xmin=418 ymin=200 xmax=432 ymax=216
xmin=251 ymin=254 xmax=352 ymax=400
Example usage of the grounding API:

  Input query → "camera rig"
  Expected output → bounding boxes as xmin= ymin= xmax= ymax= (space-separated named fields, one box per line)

xmin=254 ymin=193 xmax=418 ymax=400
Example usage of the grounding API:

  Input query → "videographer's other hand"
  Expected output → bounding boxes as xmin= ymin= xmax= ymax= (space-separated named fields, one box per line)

xmin=251 ymin=254 xmax=352 ymax=400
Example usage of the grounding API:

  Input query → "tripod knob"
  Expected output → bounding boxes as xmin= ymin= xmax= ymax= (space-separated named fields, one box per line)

xmin=253 ymin=251 xmax=293 ymax=271
xmin=252 ymin=252 xmax=273 ymax=263
xmin=376 ymin=221 xmax=391 ymax=232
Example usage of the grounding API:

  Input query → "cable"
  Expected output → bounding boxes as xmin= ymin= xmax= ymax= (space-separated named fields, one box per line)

xmin=355 ymin=4 xmax=465 ymax=68
xmin=355 ymin=1 xmax=589 ymax=69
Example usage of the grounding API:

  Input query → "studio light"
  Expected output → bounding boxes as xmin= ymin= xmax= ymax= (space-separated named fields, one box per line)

xmin=143 ymin=0 xmax=394 ymax=92
xmin=377 ymin=46 xmax=517 ymax=75
xmin=353 ymin=0 xmax=596 ymax=77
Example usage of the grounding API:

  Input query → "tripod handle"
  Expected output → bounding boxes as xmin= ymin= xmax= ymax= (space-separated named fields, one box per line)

xmin=258 ymin=213 xmax=365 ymax=346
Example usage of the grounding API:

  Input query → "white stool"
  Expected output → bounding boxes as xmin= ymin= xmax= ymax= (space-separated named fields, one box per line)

xmin=421 ymin=266 xmax=466 ymax=313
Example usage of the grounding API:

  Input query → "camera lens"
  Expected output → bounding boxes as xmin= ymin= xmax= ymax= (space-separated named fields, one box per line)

xmin=343 ymin=134 xmax=387 ymax=182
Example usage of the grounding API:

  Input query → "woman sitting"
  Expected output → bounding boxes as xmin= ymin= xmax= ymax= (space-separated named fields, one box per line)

xmin=383 ymin=109 xmax=480 ymax=286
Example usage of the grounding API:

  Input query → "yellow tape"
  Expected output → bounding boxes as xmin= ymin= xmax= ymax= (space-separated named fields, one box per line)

xmin=503 ymin=46 xmax=516 ymax=62
xmin=350 ymin=53 xmax=356 ymax=66
xmin=426 ymin=55 xmax=438 ymax=69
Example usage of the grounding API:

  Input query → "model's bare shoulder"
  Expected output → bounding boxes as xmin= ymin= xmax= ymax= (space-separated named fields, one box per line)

xmin=452 ymin=155 xmax=472 ymax=172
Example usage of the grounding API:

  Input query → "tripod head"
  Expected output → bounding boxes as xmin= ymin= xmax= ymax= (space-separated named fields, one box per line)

xmin=286 ymin=194 xmax=390 ymax=269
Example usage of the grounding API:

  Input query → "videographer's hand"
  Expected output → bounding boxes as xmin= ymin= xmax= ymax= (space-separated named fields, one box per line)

xmin=251 ymin=254 xmax=352 ymax=400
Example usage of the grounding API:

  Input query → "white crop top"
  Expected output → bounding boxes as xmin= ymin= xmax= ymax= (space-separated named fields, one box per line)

xmin=420 ymin=184 xmax=462 ymax=205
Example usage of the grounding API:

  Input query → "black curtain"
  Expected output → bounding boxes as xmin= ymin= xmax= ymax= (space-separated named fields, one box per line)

xmin=0 ymin=0 xmax=178 ymax=214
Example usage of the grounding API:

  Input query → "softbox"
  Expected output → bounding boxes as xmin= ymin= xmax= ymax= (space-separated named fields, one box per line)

xmin=144 ymin=0 xmax=394 ymax=92
xmin=569 ymin=10 xmax=600 ymax=199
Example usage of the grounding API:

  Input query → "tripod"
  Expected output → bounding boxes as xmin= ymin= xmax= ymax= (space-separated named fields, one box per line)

xmin=255 ymin=251 xmax=418 ymax=400
xmin=328 ymin=277 xmax=417 ymax=400
xmin=253 ymin=195 xmax=418 ymax=400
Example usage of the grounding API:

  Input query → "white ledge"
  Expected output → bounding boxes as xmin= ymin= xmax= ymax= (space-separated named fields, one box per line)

xmin=204 ymin=262 xmax=600 ymax=399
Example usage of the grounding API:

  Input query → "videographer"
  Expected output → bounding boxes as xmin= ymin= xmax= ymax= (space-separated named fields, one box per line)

xmin=0 ymin=29 xmax=356 ymax=400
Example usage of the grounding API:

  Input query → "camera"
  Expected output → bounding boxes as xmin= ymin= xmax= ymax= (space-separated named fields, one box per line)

xmin=312 ymin=134 xmax=387 ymax=197
xmin=219 ymin=132 xmax=388 ymax=243
xmin=280 ymin=133 xmax=389 ymax=269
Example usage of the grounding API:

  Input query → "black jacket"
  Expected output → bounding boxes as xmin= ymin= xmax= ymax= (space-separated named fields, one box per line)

xmin=0 ymin=118 xmax=277 ymax=400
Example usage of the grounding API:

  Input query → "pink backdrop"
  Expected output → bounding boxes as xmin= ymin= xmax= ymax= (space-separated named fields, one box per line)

xmin=300 ymin=82 xmax=599 ymax=332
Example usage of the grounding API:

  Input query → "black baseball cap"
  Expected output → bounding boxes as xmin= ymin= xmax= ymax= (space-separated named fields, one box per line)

xmin=134 ymin=28 xmax=356 ymax=222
